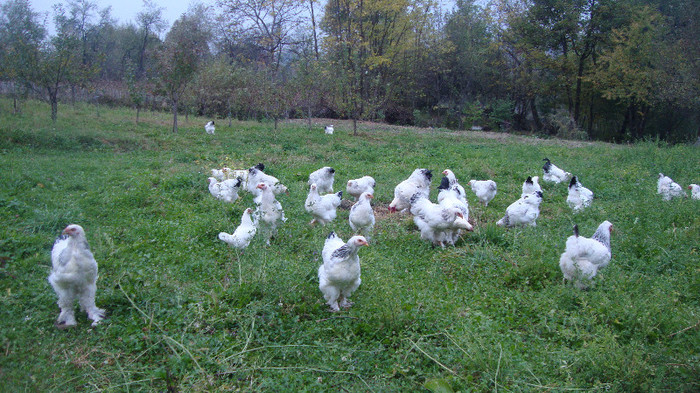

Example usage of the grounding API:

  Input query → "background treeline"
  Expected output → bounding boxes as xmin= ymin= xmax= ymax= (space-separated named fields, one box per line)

xmin=1 ymin=0 xmax=698 ymax=142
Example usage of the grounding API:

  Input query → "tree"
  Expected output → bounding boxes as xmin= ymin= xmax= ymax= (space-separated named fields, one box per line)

xmin=0 ymin=0 xmax=46 ymax=113
xmin=157 ymin=5 xmax=211 ymax=133
xmin=322 ymin=0 xmax=433 ymax=134
xmin=136 ymin=0 xmax=166 ymax=79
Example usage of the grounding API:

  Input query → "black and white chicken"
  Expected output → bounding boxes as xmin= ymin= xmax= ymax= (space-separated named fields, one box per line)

xmin=521 ymin=176 xmax=542 ymax=197
xmin=305 ymin=184 xmax=343 ymax=225
xmin=325 ymin=125 xmax=334 ymax=135
xmin=467 ymin=179 xmax=497 ymax=206
xmin=542 ymin=158 xmax=571 ymax=183
xmin=559 ymin=221 xmax=613 ymax=289
xmin=389 ymin=168 xmax=432 ymax=213
xmin=308 ymin=166 xmax=336 ymax=194
xmin=318 ymin=232 xmax=368 ymax=312
xmin=49 ymin=224 xmax=105 ymax=328
xmin=496 ymin=191 xmax=544 ymax=227
xmin=205 ymin=120 xmax=215 ymax=135
xmin=208 ymin=177 xmax=242 ymax=203
xmin=566 ymin=176 xmax=594 ymax=211
xmin=218 ymin=208 xmax=258 ymax=249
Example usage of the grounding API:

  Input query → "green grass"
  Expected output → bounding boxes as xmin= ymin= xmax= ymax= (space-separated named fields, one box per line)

xmin=0 ymin=99 xmax=698 ymax=392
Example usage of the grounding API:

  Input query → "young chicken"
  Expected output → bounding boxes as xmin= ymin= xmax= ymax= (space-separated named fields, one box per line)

xmin=218 ymin=208 xmax=257 ymax=249
xmin=566 ymin=176 xmax=594 ymax=211
xmin=318 ymin=232 xmax=369 ymax=312
xmin=305 ymin=184 xmax=343 ymax=225
xmin=657 ymin=173 xmax=686 ymax=201
xmin=389 ymin=168 xmax=432 ymax=213
xmin=49 ymin=224 xmax=105 ymax=328
xmin=542 ymin=158 xmax=571 ymax=183
xmin=349 ymin=192 xmax=375 ymax=237
xmin=496 ymin=191 xmax=544 ymax=227
xmin=467 ymin=179 xmax=497 ymax=206
xmin=521 ymin=176 xmax=542 ymax=198
xmin=308 ymin=166 xmax=336 ymax=194
xmin=559 ymin=221 xmax=613 ymax=289
xmin=346 ymin=176 xmax=376 ymax=200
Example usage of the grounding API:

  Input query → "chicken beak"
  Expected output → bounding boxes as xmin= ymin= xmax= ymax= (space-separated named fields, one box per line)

xmin=368 ymin=194 xmax=374 ymax=199
xmin=442 ymin=170 xmax=448 ymax=175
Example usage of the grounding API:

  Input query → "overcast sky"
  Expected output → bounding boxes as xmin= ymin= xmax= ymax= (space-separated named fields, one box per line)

xmin=30 ymin=0 xmax=196 ymax=32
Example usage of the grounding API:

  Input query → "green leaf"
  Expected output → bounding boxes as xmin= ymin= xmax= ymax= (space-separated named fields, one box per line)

xmin=423 ymin=378 xmax=454 ymax=393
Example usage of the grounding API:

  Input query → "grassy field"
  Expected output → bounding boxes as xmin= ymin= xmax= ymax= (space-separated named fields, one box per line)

xmin=0 ymin=99 xmax=698 ymax=392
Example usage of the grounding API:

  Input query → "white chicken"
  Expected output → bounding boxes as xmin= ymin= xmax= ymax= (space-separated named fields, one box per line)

xmin=49 ymin=224 xmax=105 ymax=328
xmin=410 ymin=193 xmax=471 ymax=247
xmin=254 ymin=183 xmax=283 ymax=245
xmin=437 ymin=178 xmax=474 ymax=245
xmin=349 ymin=192 xmax=375 ymax=237
xmin=542 ymin=158 xmax=571 ymax=183
xmin=521 ymin=176 xmax=542 ymax=197
xmin=305 ymin=184 xmax=343 ymax=225
xmin=205 ymin=120 xmax=215 ymax=135
xmin=467 ymin=179 xmax=497 ymax=206
xmin=657 ymin=173 xmax=686 ymax=201
xmin=346 ymin=176 xmax=376 ymax=200
xmin=389 ymin=168 xmax=432 ymax=213
xmin=308 ymin=166 xmax=336 ymax=194
xmin=559 ymin=221 xmax=613 ymax=289
xmin=218 ymin=208 xmax=257 ymax=249
xmin=496 ymin=191 xmax=543 ymax=227
xmin=207 ymin=177 xmax=242 ymax=203
xmin=689 ymin=184 xmax=700 ymax=200
xmin=211 ymin=167 xmax=231 ymax=181
xmin=325 ymin=125 xmax=334 ymax=135
xmin=566 ymin=176 xmax=594 ymax=211
xmin=318 ymin=232 xmax=368 ymax=312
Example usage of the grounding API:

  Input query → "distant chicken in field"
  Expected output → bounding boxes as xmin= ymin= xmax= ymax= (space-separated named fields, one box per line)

xmin=689 ymin=184 xmax=700 ymax=200
xmin=49 ymin=224 xmax=105 ymax=328
xmin=410 ymin=193 xmax=471 ymax=247
xmin=346 ymin=176 xmax=376 ymax=200
xmin=208 ymin=177 xmax=242 ymax=203
xmin=559 ymin=221 xmax=613 ymax=289
xmin=389 ymin=168 xmax=432 ymax=213
xmin=218 ymin=208 xmax=257 ymax=249
xmin=521 ymin=176 xmax=542 ymax=197
xmin=467 ymin=179 xmax=497 ymax=206
xmin=349 ymin=192 xmax=375 ymax=237
xmin=542 ymin=158 xmax=571 ymax=183
xmin=255 ymin=183 xmax=284 ymax=245
xmin=318 ymin=232 xmax=368 ymax=312
xmin=308 ymin=166 xmax=336 ymax=194
xmin=497 ymin=191 xmax=543 ymax=227
xmin=205 ymin=120 xmax=215 ymax=135
xmin=325 ymin=125 xmax=334 ymax=135
xmin=657 ymin=173 xmax=686 ymax=201
xmin=437 ymin=177 xmax=474 ymax=245
xmin=567 ymin=176 xmax=594 ymax=211
xmin=305 ymin=184 xmax=343 ymax=225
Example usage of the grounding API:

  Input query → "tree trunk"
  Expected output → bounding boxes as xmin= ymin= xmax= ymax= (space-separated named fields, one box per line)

xmin=274 ymin=116 xmax=278 ymax=131
xmin=172 ymin=100 xmax=178 ymax=133
xmin=307 ymin=104 xmax=312 ymax=132
xmin=353 ymin=118 xmax=357 ymax=136
xmin=530 ymin=98 xmax=543 ymax=131
xmin=309 ymin=0 xmax=319 ymax=60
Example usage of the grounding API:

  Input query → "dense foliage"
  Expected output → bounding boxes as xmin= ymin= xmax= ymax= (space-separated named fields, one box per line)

xmin=0 ymin=99 xmax=698 ymax=391
xmin=0 ymin=0 xmax=698 ymax=142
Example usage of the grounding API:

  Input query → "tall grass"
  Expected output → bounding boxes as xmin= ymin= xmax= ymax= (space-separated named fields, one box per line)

xmin=0 ymin=99 xmax=698 ymax=392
